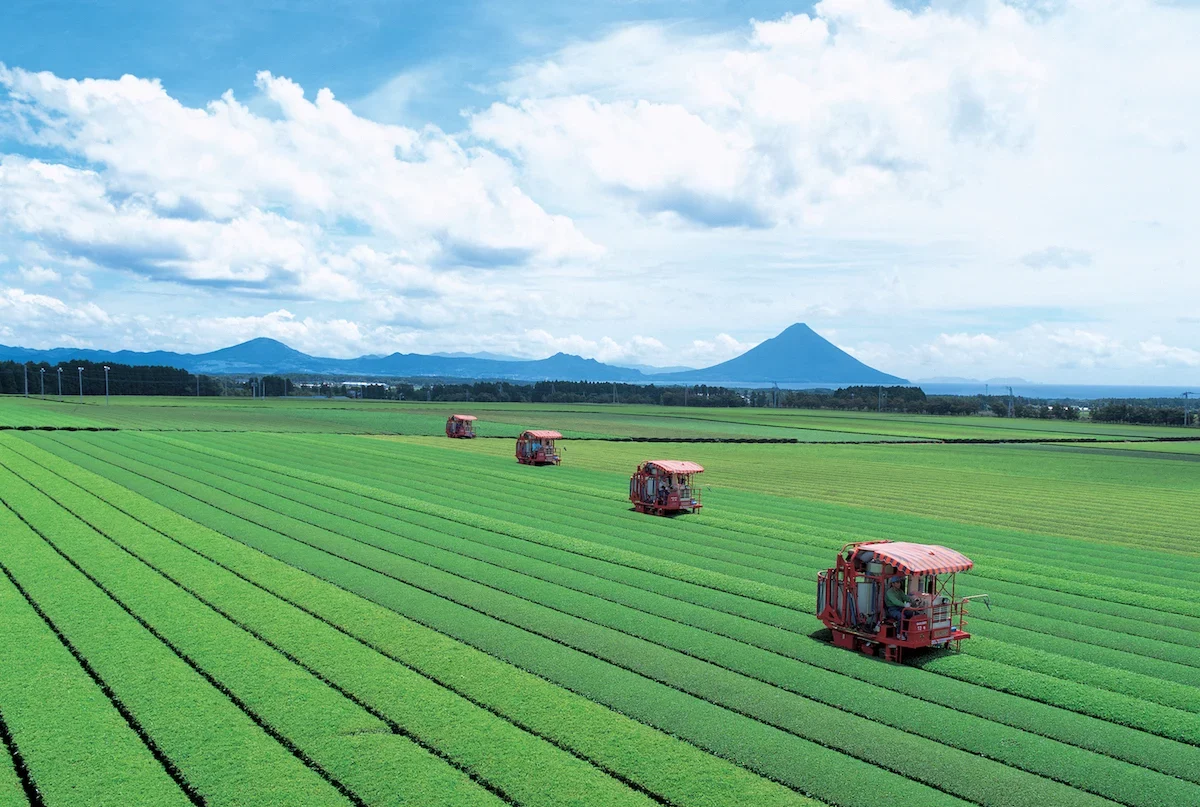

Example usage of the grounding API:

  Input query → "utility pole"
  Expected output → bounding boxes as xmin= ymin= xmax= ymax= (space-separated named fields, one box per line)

xmin=196 ymin=374 xmax=200 ymax=397
xmin=24 ymin=363 xmax=28 ymax=397
xmin=877 ymin=385 xmax=882 ymax=413
xmin=77 ymin=367 xmax=83 ymax=402
xmin=39 ymin=368 xmax=45 ymax=398
xmin=684 ymin=386 xmax=688 ymax=407
xmin=103 ymin=366 xmax=110 ymax=405
xmin=613 ymin=383 xmax=617 ymax=404
xmin=1007 ymin=386 xmax=1015 ymax=419
xmin=57 ymin=367 xmax=62 ymax=400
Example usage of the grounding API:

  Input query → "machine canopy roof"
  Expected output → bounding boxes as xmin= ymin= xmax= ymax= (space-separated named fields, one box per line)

xmin=449 ymin=414 xmax=478 ymax=421
xmin=862 ymin=541 xmax=973 ymax=575
xmin=646 ymin=460 xmax=705 ymax=474
xmin=522 ymin=430 xmax=562 ymax=439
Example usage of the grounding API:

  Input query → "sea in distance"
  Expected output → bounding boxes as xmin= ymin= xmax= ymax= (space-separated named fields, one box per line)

xmin=739 ymin=381 xmax=1195 ymax=401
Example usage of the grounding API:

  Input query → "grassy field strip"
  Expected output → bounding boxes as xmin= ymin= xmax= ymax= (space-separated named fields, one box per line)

xmin=716 ymin=499 xmax=1200 ymax=598
xmin=124 ymin=437 xmax=1200 ymax=715
xmin=21 ymin=442 xmax=982 ymax=807
xmin=23 ymin=434 xmax=1200 ymax=782
xmin=624 ymin=412 xmax=1144 ymax=442
xmin=6 ymin=396 xmax=1196 ymax=442
xmin=116 ymin=436 xmax=1200 ymax=747
xmin=362 ymin=443 xmax=1200 ymax=626
xmin=1054 ymin=442 xmax=1200 ymax=456
xmin=683 ymin=411 xmax=1178 ymax=440
xmin=158 ymin=434 xmax=1200 ymax=695
xmin=100 ymin=440 xmax=1200 ymax=804
xmin=0 ymin=460 xmax=533 ymax=807
xmin=330 ymin=443 xmax=1200 ymax=635
xmin=301 ymin=446 xmax=1200 ymax=673
xmin=0 ymin=455 xmax=695 ymax=807
xmin=275 ymin=466 xmax=1200 ymax=707
xmin=124 ymin=437 xmax=1200 ymax=739
xmin=17 ymin=479 xmax=819 ymax=807
xmin=242 ymin=430 xmax=1200 ymax=560
xmin=334 ymin=434 xmax=1200 ymax=576
xmin=0 ymin=546 xmax=192 ymax=807
xmin=468 ymin=441 xmax=1200 ymax=553
xmin=0 ymin=466 xmax=381 ymax=807
xmin=0 ymin=739 xmax=23 ymax=807
xmin=61 ymin=443 xmax=1070 ymax=807
xmin=214 ymin=440 xmax=1200 ymax=720
xmin=54 ymin=444 xmax=1200 ymax=802
xmin=10 ymin=441 xmax=827 ymax=807
xmin=692 ymin=479 xmax=1200 ymax=584
xmin=0 ymin=474 xmax=354 ymax=807
xmin=43 ymin=433 xmax=809 ymax=613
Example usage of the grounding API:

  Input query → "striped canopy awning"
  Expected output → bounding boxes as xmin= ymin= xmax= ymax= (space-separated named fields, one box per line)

xmin=522 ymin=430 xmax=562 ymax=439
xmin=863 ymin=541 xmax=973 ymax=575
xmin=646 ymin=460 xmax=705 ymax=474
xmin=449 ymin=414 xmax=478 ymax=421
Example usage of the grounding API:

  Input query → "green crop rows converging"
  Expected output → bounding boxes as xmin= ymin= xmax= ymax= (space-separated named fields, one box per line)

xmin=0 ymin=401 xmax=1198 ymax=807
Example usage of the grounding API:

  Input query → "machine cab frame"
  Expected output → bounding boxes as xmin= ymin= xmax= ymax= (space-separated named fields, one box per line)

xmin=516 ymin=430 xmax=562 ymax=465
xmin=817 ymin=540 xmax=988 ymax=662
xmin=445 ymin=414 xmax=478 ymax=439
xmin=629 ymin=460 xmax=704 ymax=515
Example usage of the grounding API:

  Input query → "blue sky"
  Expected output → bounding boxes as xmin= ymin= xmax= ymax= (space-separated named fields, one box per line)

xmin=2 ymin=1 xmax=801 ymax=125
xmin=1 ymin=0 xmax=1198 ymax=383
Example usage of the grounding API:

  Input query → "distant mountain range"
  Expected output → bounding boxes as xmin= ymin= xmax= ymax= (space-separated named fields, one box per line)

xmin=0 ymin=323 xmax=908 ymax=385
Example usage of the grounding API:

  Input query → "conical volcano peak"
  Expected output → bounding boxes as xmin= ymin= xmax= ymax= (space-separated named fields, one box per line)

xmin=659 ymin=323 xmax=907 ymax=384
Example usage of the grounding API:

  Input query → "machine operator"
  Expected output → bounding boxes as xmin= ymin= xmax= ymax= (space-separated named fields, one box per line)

xmin=885 ymin=578 xmax=921 ymax=622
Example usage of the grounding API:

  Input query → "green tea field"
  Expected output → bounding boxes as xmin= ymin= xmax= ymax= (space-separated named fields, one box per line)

xmin=1 ymin=397 xmax=1198 ymax=807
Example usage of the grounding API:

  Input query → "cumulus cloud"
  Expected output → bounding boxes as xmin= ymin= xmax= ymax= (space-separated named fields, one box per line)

xmin=0 ymin=66 xmax=600 ymax=297
xmin=472 ymin=1 xmax=1048 ymax=227
xmin=1138 ymin=337 xmax=1200 ymax=368
xmin=685 ymin=333 xmax=759 ymax=365
xmin=507 ymin=329 xmax=757 ymax=367
xmin=472 ymin=0 xmax=1199 ymax=255
xmin=16 ymin=265 xmax=60 ymax=285
xmin=0 ymin=286 xmax=111 ymax=330
xmin=1 ymin=3 xmax=1198 ymax=384
xmin=862 ymin=324 xmax=1198 ymax=381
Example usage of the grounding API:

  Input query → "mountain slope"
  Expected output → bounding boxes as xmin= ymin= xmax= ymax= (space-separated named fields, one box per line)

xmin=658 ymin=324 xmax=908 ymax=384
xmin=0 ymin=324 xmax=906 ymax=385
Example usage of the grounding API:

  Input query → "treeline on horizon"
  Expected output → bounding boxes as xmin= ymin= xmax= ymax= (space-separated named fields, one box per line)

xmin=0 ymin=359 xmax=222 ymax=396
xmin=2 ymin=360 xmax=1194 ymax=425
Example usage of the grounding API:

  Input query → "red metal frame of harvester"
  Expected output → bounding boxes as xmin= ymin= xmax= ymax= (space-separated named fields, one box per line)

xmin=516 ymin=430 xmax=562 ymax=465
xmin=629 ymin=460 xmax=704 ymax=515
xmin=817 ymin=540 xmax=989 ymax=662
xmin=445 ymin=414 xmax=477 ymax=438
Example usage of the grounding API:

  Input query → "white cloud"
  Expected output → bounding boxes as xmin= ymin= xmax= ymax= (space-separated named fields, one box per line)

xmin=0 ymin=66 xmax=600 ymax=294
xmin=1138 ymin=337 xmax=1200 ymax=368
xmin=472 ymin=0 xmax=1199 ymax=253
xmin=1 ymin=3 xmax=1198 ymax=385
xmin=0 ymin=286 xmax=111 ymax=330
xmin=473 ymin=1 xmax=1050 ymax=228
xmin=17 ymin=265 xmax=60 ymax=285
xmin=861 ymin=325 xmax=1199 ymax=381
xmin=685 ymin=333 xmax=758 ymax=365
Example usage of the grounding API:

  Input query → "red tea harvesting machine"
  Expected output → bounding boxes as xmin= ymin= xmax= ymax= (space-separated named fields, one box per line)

xmin=817 ymin=540 xmax=989 ymax=662
xmin=445 ymin=414 xmax=477 ymax=439
xmin=629 ymin=460 xmax=704 ymax=515
xmin=516 ymin=430 xmax=562 ymax=465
